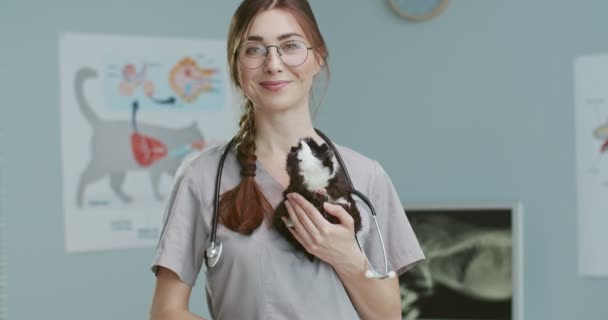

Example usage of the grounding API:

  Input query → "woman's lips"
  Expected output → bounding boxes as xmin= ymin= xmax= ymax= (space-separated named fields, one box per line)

xmin=259 ymin=81 xmax=291 ymax=91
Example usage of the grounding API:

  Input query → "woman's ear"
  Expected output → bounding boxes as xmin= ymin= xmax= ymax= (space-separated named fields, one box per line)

xmin=314 ymin=48 xmax=327 ymax=69
xmin=317 ymin=55 xmax=326 ymax=68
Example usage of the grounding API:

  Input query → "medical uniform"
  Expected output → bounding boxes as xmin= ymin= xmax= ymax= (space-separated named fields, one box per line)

xmin=151 ymin=142 xmax=425 ymax=320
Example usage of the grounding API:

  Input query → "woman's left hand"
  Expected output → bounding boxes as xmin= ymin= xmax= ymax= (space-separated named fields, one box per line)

xmin=282 ymin=192 xmax=364 ymax=269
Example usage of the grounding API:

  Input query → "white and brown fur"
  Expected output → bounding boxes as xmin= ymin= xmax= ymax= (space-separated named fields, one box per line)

xmin=272 ymin=137 xmax=362 ymax=261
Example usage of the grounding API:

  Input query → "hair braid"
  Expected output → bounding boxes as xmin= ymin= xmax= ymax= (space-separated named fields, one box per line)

xmin=218 ymin=99 xmax=273 ymax=234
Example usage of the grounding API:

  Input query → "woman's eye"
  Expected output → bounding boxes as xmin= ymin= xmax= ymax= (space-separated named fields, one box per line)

xmin=282 ymin=41 xmax=303 ymax=52
xmin=245 ymin=46 xmax=264 ymax=56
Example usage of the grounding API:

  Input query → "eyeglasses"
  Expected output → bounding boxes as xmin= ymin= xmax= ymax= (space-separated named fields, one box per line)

xmin=239 ymin=40 xmax=313 ymax=69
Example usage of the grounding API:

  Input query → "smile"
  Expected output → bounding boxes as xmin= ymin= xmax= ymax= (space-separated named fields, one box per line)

xmin=259 ymin=81 xmax=291 ymax=92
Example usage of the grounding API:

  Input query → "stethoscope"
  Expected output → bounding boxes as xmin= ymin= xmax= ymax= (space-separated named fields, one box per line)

xmin=205 ymin=129 xmax=396 ymax=279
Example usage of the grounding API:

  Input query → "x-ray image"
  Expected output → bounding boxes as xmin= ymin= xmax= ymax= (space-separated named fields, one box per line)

xmin=400 ymin=206 xmax=520 ymax=320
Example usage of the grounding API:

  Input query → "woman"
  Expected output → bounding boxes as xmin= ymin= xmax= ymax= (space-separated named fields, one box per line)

xmin=149 ymin=1 xmax=424 ymax=319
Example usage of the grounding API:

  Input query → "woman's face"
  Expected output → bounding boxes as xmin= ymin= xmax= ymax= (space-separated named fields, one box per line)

xmin=238 ymin=9 xmax=322 ymax=112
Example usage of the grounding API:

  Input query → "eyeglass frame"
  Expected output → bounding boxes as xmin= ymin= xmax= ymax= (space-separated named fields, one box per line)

xmin=238 ymin=40 xmax=315 ymax=69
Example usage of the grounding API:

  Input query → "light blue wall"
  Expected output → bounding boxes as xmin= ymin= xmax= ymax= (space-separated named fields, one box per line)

xmin=1 ymin=0 xmax=606 ymax=319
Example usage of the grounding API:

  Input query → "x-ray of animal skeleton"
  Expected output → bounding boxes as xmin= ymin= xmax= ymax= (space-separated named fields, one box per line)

xmin=400 ymin=206 xmax=520 ymax=320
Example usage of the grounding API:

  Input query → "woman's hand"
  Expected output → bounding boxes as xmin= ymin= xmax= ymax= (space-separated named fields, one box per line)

xmin=282 ymin=192 xmax=365 ymax=270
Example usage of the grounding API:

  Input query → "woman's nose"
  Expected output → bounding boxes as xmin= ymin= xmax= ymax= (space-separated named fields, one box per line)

xmin=264 ymin=47 xmax=283 ymax=72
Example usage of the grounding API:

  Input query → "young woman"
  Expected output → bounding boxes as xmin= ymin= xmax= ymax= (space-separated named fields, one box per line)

xmin=149 ymin=1 xmax=424 ymax=319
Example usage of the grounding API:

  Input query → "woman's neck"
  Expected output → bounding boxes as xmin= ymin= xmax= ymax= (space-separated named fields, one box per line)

xmin=253 ymin=107 xmax=323 ymax=160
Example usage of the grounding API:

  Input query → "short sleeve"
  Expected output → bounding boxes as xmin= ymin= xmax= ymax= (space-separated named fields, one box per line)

xmin=363 ymin=160 xmax=425 ymax=276
xmin=150 ymin=166 xmax=206 ymax=287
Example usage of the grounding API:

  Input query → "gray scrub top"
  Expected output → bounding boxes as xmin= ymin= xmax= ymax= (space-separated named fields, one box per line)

xmin=151 ymin=142 xmax=425 ymax=320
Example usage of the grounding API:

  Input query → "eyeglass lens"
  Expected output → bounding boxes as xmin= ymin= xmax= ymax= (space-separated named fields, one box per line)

xmin=239 ymin=40 xmax=310 ymax=69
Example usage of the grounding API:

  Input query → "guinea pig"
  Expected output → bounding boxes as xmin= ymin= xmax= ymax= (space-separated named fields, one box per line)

xmin=272 ymin=137 xmax=362 ymax=261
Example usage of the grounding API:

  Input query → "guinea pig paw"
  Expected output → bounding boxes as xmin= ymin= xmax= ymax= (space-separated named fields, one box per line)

xmin=333 ymin=197 xmax=351 ymax=208
xmin=313 ymin=188 xmax=328 ymax=196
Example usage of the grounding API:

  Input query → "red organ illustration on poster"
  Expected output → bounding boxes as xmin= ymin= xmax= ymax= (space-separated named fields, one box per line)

xmin=130 ymin=103 xmax=169 ymax=167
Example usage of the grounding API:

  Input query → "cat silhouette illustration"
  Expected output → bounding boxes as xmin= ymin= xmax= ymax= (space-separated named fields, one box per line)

xmin=73 ymin=67 xmax=205 ymax=207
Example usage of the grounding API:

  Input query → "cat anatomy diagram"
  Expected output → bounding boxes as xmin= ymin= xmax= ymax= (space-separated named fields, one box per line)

xmin=574 ymin=55 xmax=608 ymax=277
xmin=60 ymin=33 xmax=237 ymax=252
xmin=73 ymin=66 xmax=209 ymax=209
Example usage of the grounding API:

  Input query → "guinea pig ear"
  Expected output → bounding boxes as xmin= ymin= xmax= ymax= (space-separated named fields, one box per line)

xmin=301 ymin=137 xmax=314 ymax=147
xmin=290 ymin=140 xmax=303 ymax=153
xmin=321 ymin=148 xmax=332 ymax=159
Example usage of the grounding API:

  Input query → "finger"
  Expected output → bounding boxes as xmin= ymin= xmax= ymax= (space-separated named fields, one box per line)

xmin=281 ymin=216 xmax=294 ymax=228
xmin=288 ymin=195 xmax=321 ymax=239
xmin=284 ymin=200 xmax=312 ymax=245
xmin=289 ymin=193 xmax=329 ymax=230
xmin=323 ymin=202 xmax=354 ymax=228
xmin=285 ymin=221 xmax=306 ymax=245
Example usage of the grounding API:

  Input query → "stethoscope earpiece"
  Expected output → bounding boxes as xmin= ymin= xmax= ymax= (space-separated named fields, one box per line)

xmin=364 ymin=270 xmax=376 ymax=279
xmin=364 ymin=269 xmax=396 ymax=279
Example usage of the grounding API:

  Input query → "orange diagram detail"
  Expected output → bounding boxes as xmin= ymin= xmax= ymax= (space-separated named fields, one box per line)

xmin=170 ymin=57 xmax=218 ymax=103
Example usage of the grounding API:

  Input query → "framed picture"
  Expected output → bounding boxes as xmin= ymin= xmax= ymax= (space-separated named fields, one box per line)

xmin=401 ymin=203 xmax=524 ymax=320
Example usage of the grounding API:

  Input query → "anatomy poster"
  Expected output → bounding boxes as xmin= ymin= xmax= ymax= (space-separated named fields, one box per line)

xmin=59 ymin=33 xmax=238 ymax=253
xmin=574 ymin=55 xmax=608 ymax=277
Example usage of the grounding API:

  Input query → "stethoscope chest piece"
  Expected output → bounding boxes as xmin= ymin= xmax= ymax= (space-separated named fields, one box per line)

xmin=206 ymin=242 xmax=223 ymax=268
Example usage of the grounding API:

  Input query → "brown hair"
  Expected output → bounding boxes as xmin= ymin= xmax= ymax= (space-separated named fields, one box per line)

xmin=219 ymin=0 xmax=330 ymax=234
